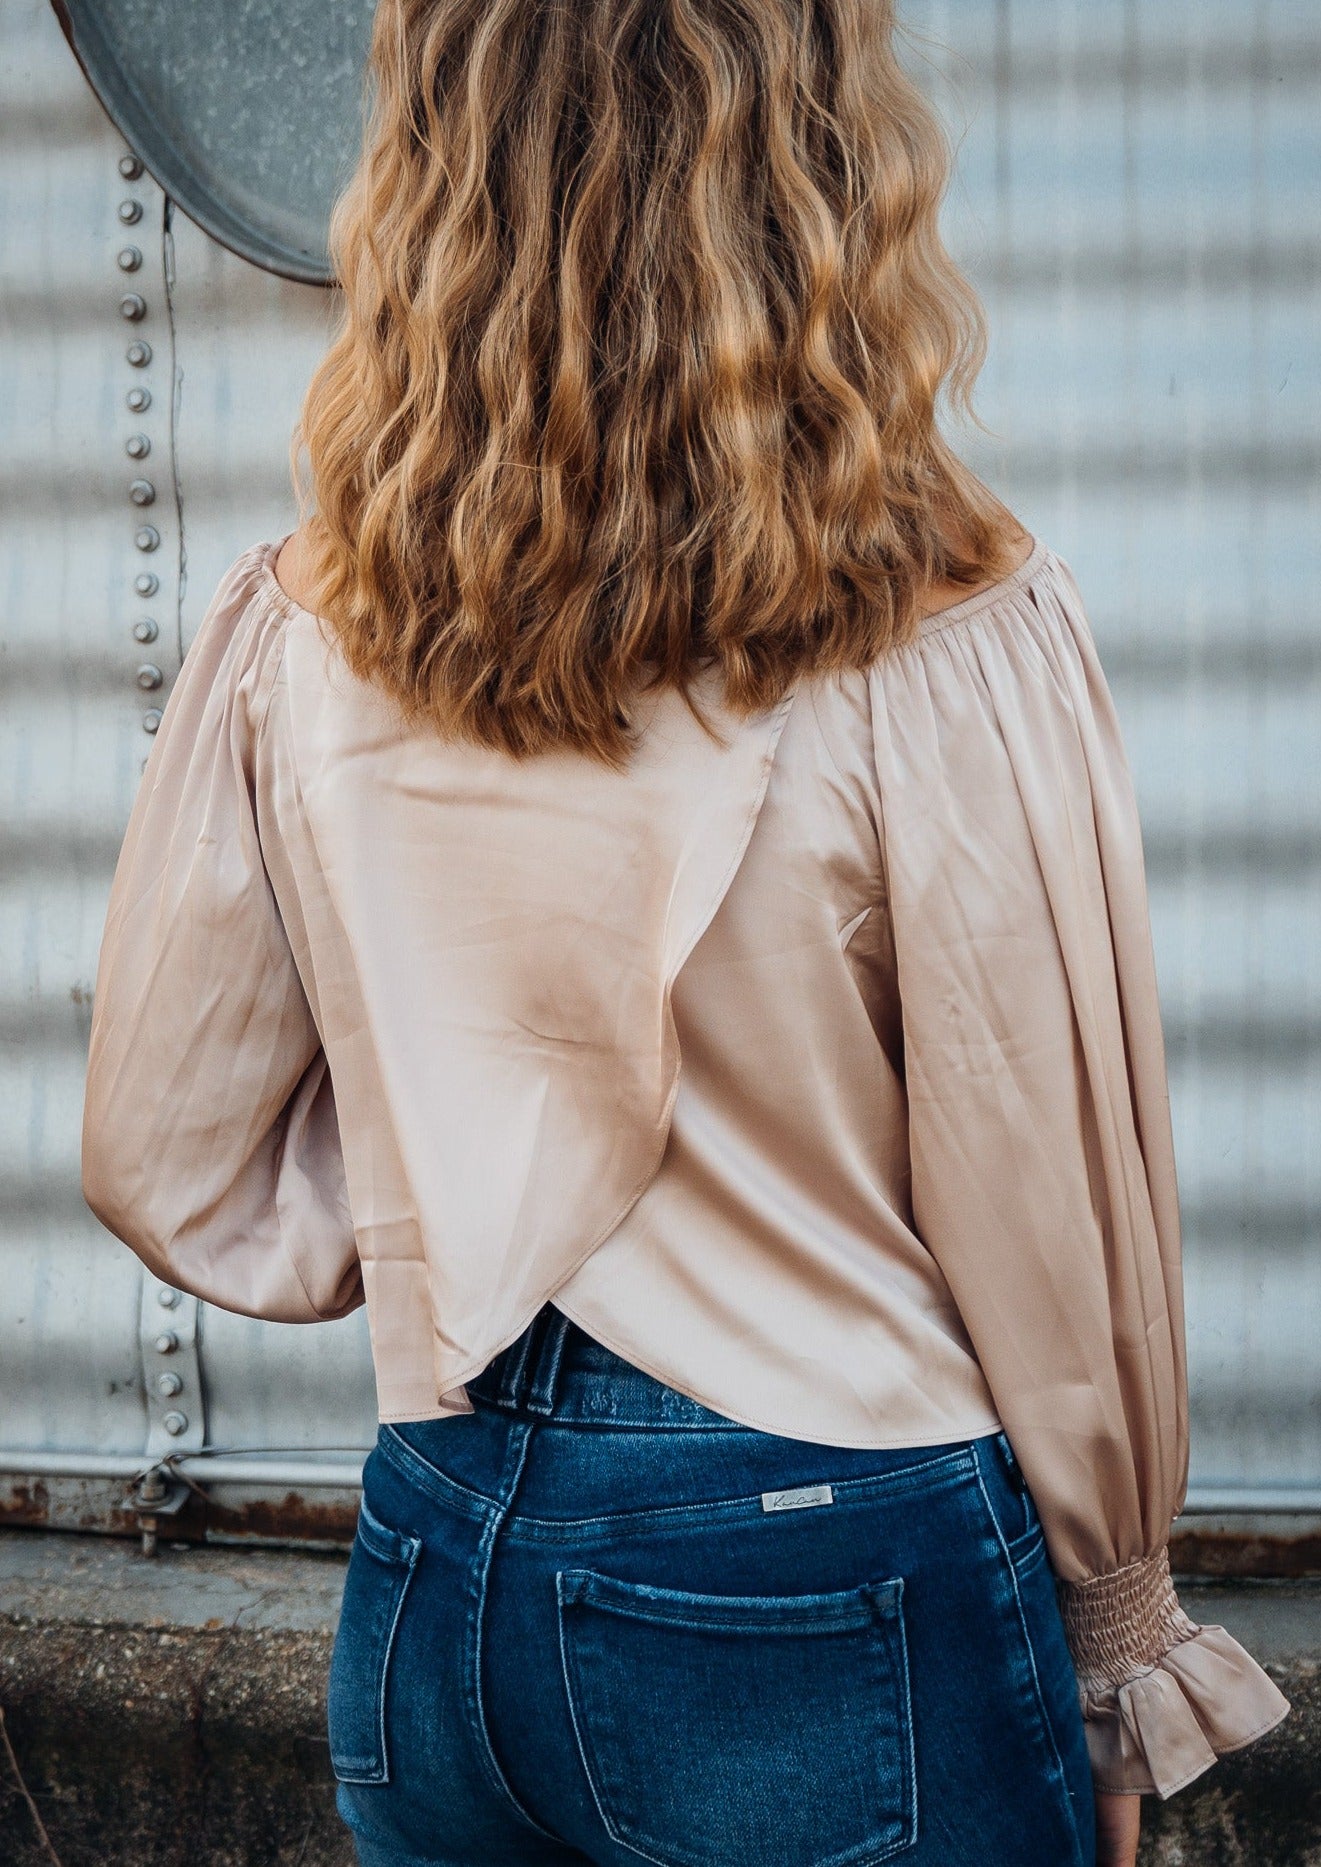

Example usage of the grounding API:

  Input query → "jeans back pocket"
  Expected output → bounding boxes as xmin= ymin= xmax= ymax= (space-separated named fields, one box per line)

xmin=556 ymin=1567 xmax=917 ymax=1867
xmin=328 ymin=1498 xmax=423 ymax=1784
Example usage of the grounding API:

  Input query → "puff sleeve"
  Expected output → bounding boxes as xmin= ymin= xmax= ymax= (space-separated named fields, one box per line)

xmin=869 ymin=556 xmax=1291 ymax=1799
xmin=81 ymin=546 xmax=363 ymax=1324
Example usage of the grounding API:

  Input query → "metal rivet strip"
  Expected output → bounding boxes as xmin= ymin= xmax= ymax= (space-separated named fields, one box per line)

xmin=138 ymin=1275 xmax=206 ymax=1459
xmin=115 ymin=147 xmax=171 ymax=746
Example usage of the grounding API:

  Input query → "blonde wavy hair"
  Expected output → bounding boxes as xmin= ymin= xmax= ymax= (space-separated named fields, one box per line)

xmin=291 ymin=0 xmax=1019 ymax=766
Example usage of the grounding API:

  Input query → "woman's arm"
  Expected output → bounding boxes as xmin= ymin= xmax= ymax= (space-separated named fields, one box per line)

xmin=81 ymin=543 xmax=363 ymax=1323
xmin=868 ymin=548 xmax=1290 ymax=1803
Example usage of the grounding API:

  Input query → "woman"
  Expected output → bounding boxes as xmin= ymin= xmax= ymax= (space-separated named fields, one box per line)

xmin=81 ymin=1 xmax=1290 ymax=1863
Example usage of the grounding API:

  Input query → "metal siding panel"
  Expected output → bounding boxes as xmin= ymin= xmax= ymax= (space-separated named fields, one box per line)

xmin=906 ymin=0 xmax=1321 ymax=1496
xmin=1 ymin=0 xmax=1316 ymax=1523
xmin=0 ymin=0 xmax=375 ymax=1503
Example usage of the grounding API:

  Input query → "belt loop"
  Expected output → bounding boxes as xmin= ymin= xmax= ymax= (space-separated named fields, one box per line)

xmin=495 ymin=1311 xmax=541 ymax=1407
xmin=524 ymin=1305 xmax=572 ymax=1415
xmin=997 ymin=1428 xmax=1026 ymax=1492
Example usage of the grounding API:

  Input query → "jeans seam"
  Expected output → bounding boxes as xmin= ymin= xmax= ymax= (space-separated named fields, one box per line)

xmin=556 ymin=1570 xmax=669 ymax=1865
xmin=378 ymin=1423 xmax=491 ymax=1523
xmin=502 ymin=1446 xmax=977 ymax=1541
xmin=329 ymin=1524 xmax=423 ymax=1786
xmin=970 ymin=1443 xmax=1087 ymax=1867
xmin=462 ymin=1420 xmax=566 ymax=1844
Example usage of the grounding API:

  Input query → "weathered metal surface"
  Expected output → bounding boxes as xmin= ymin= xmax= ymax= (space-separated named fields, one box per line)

xmin=0 ymin=0 xmax=378 ymax=1543
xmin=0 ymin=1473 xmax=360 ymax=1550
xmin=48 ymin=0 xmax=374 ymax=283
xmin=1171 ymin=1519 xmax=1321 ymax=1582
xmin=914 ymin=0 xmax=1321 ymax=1504
xmin=0 ymin=0 xmax=1316 ymax=1552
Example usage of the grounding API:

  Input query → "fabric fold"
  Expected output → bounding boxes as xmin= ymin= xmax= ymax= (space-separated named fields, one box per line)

xmin=82 ymin=530 xmax=1292 ymax=1803
xmin=85 ymin=534 xmax=797 ymax=1422
xmin=1073 ymin=1620 xmax=1292 ymax=1799
xmin=869 ymin=554 xmax=1291 ymax=1798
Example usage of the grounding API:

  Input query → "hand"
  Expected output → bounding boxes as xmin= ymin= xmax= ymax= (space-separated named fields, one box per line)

xmin=1095 ymin=1788 xmax=1143 ymax=1865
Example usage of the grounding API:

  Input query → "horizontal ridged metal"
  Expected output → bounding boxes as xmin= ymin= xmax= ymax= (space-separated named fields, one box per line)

xmin=0 ymin=0 xmax=1315 ymax=1540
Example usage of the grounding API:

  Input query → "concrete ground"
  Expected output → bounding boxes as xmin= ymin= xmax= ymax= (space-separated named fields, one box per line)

xmin=0 ymin=1528 xmax=1316 ymax=1866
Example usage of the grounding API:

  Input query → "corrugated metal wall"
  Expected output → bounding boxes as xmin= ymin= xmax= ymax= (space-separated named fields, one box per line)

xmin=0 ymin=0 xmax=375 ymax=1539
xmin=915 ymin=0 xmax=1321 ymax=1503
xmin=1 ymin=0 xmax=1316 ymax=1538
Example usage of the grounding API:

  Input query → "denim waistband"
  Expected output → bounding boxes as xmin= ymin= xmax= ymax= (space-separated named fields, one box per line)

xmin=466 ymin=1301 xmax=585 ymax=1414
xmin=462 ymin=1300 xmax=754 ymax=1429
xmin=462 ymin=1301 xmax=1008 ymax=1462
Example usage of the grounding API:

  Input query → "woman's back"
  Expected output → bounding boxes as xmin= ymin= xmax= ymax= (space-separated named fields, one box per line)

xmin=80 ymin=523 xmax=1291 ymax=1830
xmin=77 ymin=0 xmax=1292 ymax=1846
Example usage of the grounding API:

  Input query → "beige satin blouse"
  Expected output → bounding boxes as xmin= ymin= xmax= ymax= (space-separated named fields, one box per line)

xmin=81 ymin=532 xmax=1289 ymax=1799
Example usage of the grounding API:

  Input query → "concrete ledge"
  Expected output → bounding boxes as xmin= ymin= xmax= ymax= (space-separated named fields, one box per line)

xmin=0 ymin=1532 xmax=352 ymax=1867
xmin=1 ymin=1530 xmax=1317 ymax=1865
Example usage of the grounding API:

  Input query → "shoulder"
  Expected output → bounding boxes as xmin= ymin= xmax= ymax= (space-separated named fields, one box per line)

xmin=271 ymin=522 xmax=322 ymax=618
xmin=912 ymin=519 xmax=1037 ymax=625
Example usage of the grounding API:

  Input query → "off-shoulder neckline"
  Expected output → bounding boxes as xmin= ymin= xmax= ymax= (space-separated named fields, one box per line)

xmin=257 ymin=528 xmax=1052 ymax=641
xmin=258 ymin=533 xmax=318 ymax=627
xmin=912 ymin=532 xmax=1050 ymax=638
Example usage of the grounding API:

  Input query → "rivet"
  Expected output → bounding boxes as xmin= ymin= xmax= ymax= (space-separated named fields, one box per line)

xmin=119 ymin=292 xmax=146 ymax=322
xmin=118 ymin=199 xmax=143 ymax=225
xmin=142 ymin=709 xmax=163 ymax=733
xmin=117 ymin=246 xmax=142 ymax=273
xmin=127 ymin=387 xmax=151 ymax=413
xmin=156 ymin=1371 xmax=183 ymax=1398
xmin=134 ymin=524 xmax=159 ymax=551
xmin=129 ymin=478 xmax=155 ymax=506
xmin=126 ymin=340 xmax=152 ymax=367
xmin=136 ymin=663 xmax=163 ymax=690
xmin=161 ymin=1411 xmax=189 ymax=1437
xmin=126 ymin=433 xmax=150 ymax=459
xmin=133 ymin=617 xmax=159 ymax=643
xmin=134 ymin=571 xmax=158 ymax=596
xmin=153 ymin=1330 xmax=178 ymax=1354
xmin=118 ymin=153 xmax=143 ymax=180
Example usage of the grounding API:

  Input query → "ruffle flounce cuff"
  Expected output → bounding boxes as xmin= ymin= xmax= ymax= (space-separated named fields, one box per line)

xmin=1056 ymin=1545 xmax=1291 ymax=1798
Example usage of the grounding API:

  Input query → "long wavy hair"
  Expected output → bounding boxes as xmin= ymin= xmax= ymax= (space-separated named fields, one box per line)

xmin=291 ymin=0 xmax=1020 ymax=766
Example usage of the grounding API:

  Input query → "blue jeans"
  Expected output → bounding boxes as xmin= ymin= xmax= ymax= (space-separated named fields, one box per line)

xmin=330 ymin=1303 xmax=1096 ymax=1866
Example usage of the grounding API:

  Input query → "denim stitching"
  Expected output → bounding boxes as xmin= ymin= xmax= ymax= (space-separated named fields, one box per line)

xmin=556 ymin=1569 xmax=670 ymax=1865
xmin=331 ymin=1518 xmax=422 ymax=1785
xmin=377 ymin=1424 xmax=492 ymax=1525
xmin=506 ymin=1444 xmax=978 ymax=1541
xmin=970 ymin=1441 xmax=1087 ymax=1867
xmin=382 ymin=1424 xmax=979 ymax=1534
xmin=886 ymin=1576 xmax=920 ymax=1860
xmin=462 ymin=1418 xmax=566 ymax=1844
xmin=555 ymin=1569 xmax=920 ymax=1867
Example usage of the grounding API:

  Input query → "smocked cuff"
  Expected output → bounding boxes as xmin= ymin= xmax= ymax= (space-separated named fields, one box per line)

xmin=1056 ymin=1546 xmax=1292 ymax=1799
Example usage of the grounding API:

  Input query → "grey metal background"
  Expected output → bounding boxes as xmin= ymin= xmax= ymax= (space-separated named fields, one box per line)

xmin=49 ymin=0 xmax=375 ymax=280
xmin=1 ymin=0 xmax=1316 ymax=1533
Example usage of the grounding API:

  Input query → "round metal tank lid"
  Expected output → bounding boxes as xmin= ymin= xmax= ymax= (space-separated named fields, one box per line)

xmin=50 ymin=0 xmax=376 ymax=284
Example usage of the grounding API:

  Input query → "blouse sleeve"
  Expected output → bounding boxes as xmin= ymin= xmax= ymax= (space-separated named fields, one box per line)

xmin=868 ymin=557 xmax=1291 ymax=1800
xmin=81 ymin=546 xmax=363 ymax=1324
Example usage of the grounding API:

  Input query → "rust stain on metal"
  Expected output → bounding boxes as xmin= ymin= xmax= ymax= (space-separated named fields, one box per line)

xmin=201 ymin=1490 xmax=356 ymax=1547
xmin=0 ymin=1479 xmax=354 ymax=1548
xmin=4 ymin=1477 xmax=1315 ymax=1571
xmin=1170 ymin=1525 xmax=1321 ymax=1578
